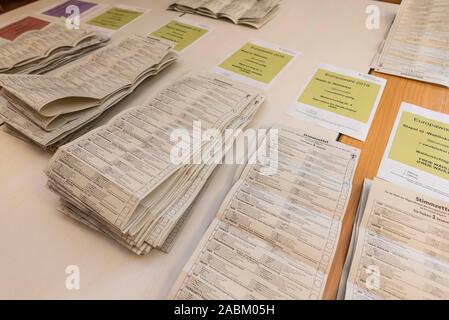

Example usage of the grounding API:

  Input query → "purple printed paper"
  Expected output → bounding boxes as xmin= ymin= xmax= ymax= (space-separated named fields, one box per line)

xmin=43 ymin=0 xmax=97 ymax=18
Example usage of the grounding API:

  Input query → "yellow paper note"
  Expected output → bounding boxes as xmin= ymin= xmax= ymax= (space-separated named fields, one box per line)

xmin=288 ymin=65 xmax=386 ymax=141
xmin=151 ymin=19 xmax=210 ymax=52
xmin=298 ymin=68 xmax=381 ymax=123
xmin=379 ymin=103 xmax=449 ymax=201
xmin=87 ymin=6 xmax=144 ymax=30
xmin=389 ymin=111 xmax=449 ymax=180
xmin=218 ymin=40 xmax=296 ymax=86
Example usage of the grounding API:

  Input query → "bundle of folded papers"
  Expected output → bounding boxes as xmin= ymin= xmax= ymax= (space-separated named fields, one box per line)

xmin=340 ymin=178 xmax=449 ymax=300
xmin=372 ymin=0 xmax=449 ymax=87
xmin=0 ymin=36 xmax=177 ymax=149
xmin=0 ymin=20 xmax=109 ymax=75
xmin=45 ymin=72 xmax=265 ymax=255
xmin=169 ymin=126 xmax=360 ymax=299
xmin=168 ymin=0 xmax=281 ymax=29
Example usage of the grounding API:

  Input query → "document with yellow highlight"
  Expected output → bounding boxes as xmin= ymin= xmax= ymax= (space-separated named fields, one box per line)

xmin=378 ymin=103 xmax=449 ymax=201
xmin=87 ymin=4 xmax=148 ymax=34
xmin=213 ymin=39 xmax=298 ymax=89
xmin=288 ymin=64 xmax=386 ymax=141
xmin=150 ymin=18 xmax=213 ymax=52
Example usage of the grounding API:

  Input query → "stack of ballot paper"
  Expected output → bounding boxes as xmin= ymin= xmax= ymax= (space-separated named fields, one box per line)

xmin=372 ymin=0 xmax=449 ymax=87
xmin=45 ymin=73 xmax=265 ymax=255
xmin=341 ymin=178 xmax=449 ymax=300
xmin=0 ymin=36 xmax=177 ymax=149
xmin=168 ymin=0 xmax=281 ymax=29
xmin=0 ymin=20 xmax=109 ymax=75
xmin=170 ymin=126 xmax=360 ymax=299
xmin=337 ymin=179 xmax=372 ymax=299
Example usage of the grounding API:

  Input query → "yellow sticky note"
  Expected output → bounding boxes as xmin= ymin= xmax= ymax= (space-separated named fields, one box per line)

xmin=298 ymin=69 xmax=381 ymax=123
xmin=151 ymin=20 xmax=209 ymax=51
xmin=389 ymin=111 xmax=449 ymax=180
xmin=87 ymin=7 xmax=143 ymax=30
xmin=219 ymin=42 xmax=294 ymax=84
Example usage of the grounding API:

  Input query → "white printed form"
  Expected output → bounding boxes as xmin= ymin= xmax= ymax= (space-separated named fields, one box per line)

xmin=378 ymin=102 xmax=449 ymax=202
xmin=170 ymin=127 xmax=360 ymax=300
xmin=346 ymin=178 xmax=449 ymax=300
xmin=212 ymin=39 xmax=299 ymax=89
xmin=288 ymin=64 xmax=386 ymax=141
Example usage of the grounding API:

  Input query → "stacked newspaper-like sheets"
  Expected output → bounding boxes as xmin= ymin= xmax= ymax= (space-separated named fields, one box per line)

xmin=45 ymin=72 xmax=265 ymax=255
xmin=168 ymin=0 xmax=281 ymax=29
xmin=0 ymin=20 xmax=109 ymax=75
xmin=0 ymin=36 xmax=177 ymax=149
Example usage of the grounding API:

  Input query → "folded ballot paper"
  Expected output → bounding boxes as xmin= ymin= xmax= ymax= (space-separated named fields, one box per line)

xmin=168 ymin=0 xmax=281 ymax=29
xmin=342 ymin=178 xmax=449 ymax=300
xmin=170 ymin=126 xmax=360 ymax=299
xmin=45 ymin=72 xmax=265 ymax=255
xmin=0 ymin=36 xmax=177 ymax=149
xmin=0 ymin=20 xmax=109 ymax=75
xmin=372 ymin=0 xmax=449 ymax=87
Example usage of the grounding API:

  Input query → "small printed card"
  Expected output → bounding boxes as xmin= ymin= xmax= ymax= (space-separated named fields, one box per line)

xmin=213 ymin=39 xmax=298 ymax=89
xmin=288 ymin=64 xmax=386 ymax=141
xmin=150 ymin=18 xmax=213 ymax=52
xmin=0 ymin=16 xmax=50 ymax=41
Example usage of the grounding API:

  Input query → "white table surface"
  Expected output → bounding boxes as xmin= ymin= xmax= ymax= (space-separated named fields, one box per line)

xmin=0 ymin=0 xmax=398 ymax=299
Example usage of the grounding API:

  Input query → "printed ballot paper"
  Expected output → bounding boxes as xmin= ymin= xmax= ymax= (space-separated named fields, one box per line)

xmin=150 ymin=18 xmax=213 ymax=52
xmin=0 ymin=35 xmax=175 ymax=148
xmin=87 ymin=5 xmax=148 ymax=32
xmin=0 ymin=16 xmax=49 ymax=41
xmin=372 ymin=0 xmax=449 ymax=87
xmin=168 ymin=0 xmax=281 ymax=29
xmin=45 ymin=73 xmax=265 ymax=255
xmin=0 ymin=20 xmax=108 ymax=75
xmin=213 ymin=39 xmax=298 ymax=89
xmin=345 ymin=178 xmax=449 ymax=300
xmin=287 ymin=65 xmax=386 ymax=141
xmin=378 ymin=103 xmax=449 ymax=201
xmin=170 ymin=126 xmax=359 ymax=299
